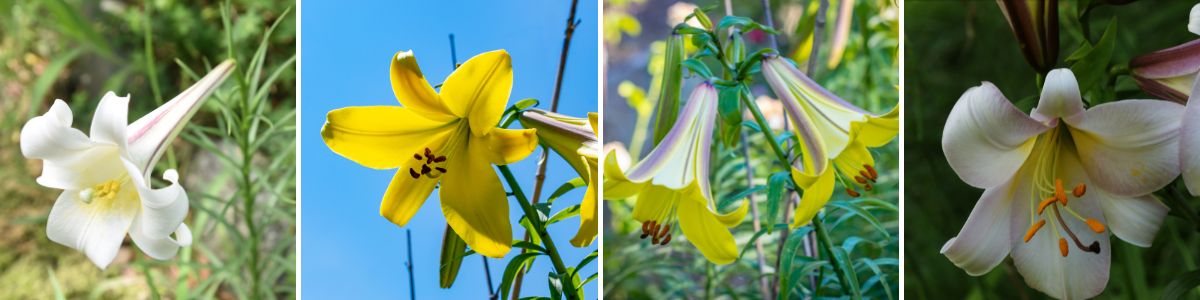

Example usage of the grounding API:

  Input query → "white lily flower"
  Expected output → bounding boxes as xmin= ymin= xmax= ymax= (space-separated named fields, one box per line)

xmin=21 ymin=60 xmax=234 ymax=269
xmin=1181 ymin=74 xmax=1200 ymax=195
xmin=940 ymin=69 xmax=1176 ymax=299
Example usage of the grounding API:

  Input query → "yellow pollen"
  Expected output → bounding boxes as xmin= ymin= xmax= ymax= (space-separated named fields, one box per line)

xmin=1073 ymin=184 xmax=1087 ymax=198
xmin=1085 ymin=218 xmax=1106 ymax=233
xmin=82 ymin=179 xmax=123 ymax=204
xmin=1024 ymin=219 xmax=1046 ymax=243
xmin=1058 ymin=238 xmax=1069 ymax=257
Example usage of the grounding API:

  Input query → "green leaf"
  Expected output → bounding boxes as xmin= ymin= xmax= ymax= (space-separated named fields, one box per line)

xmin=1068 ymin=17 xmax=1117 ymax=99
xmin=718 ymin=84 xmax=744 ymax=147
xmin=776 ymin=227 xmax=810 ymax=300
xmin=765 ymin=171 xmax=793 ymax=233
xmin=27 ymin=48 xmax=84 ymax=120
xmin=500 ymin=253 xmax=542 ymax=300
xmin=547 ymin=177 xmax=587 ymax=204
xmin=828 ymin=200 xmax=891 ymax=238
xmin=682 ymin=58 xmax=714 ymax=79
xmin=548 ymin=272 xmax=565 ymax=300
xmin=716 ymin=16 xmax=754 ymax=32
xmin=439 ymin=226 xmax=468 ymax=288
xmin=574 ymin=251 xmax=599 ymax=274
xmin=511 ymin=240 xmax=546 ymax=253
xmin=545 ymin=204 xmax=582 ymax=225
xmin=1163 ymin=269 xmax=1200 ymax=300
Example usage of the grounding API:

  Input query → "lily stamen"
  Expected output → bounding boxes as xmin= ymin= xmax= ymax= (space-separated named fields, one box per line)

xmin=1073 ymin=183 xmax=1087 ymax=198
xmin=1051 ymin=205 xmax=1101 ymax=254
xmin=1024 ymin=219 xmax=1047 ymax=243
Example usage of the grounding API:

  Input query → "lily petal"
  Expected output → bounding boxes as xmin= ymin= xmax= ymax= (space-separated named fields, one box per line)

xmin=851 ymin=106 xmax=900 ymax=148
xmin=627 ymin=83 xmax=717 ymax=189
xmin=439 ymin=144 xmax=512 ymax=258
xmin=124 ymin=165 xmax=188 ymax=239
xmin=603 ymin=146 xmax=642 ymax=199
xmin=1181 ymin=74 xmax=1200 ymax=195
xmin=440 ymin=50 xmax=513 ymax=136
xmin=1008 ymin=150 xmax=1109 ymax=300
xmin=1067 ymin=99 xmax=1183 ymax=196
xmin=570 ymin=158 xmax=598 ymax=247
xmin=1097 ymin=193 xmax=1168 ymax=247
xmin=942 ymin=82 xmax=1049 ymax=189
xmin=127 ymin=60 xmax=234 ymax=173
xmin=90 ymin=92 xmax=130 ymax=147
xmin=379 ymin=168 xmax=439 ymax=227
xmin=321 ymin=106 xmax=456 ymax=169
xmin=129 ymin=218 xmax=192 ymax=260
xmin=790 ymin=164 xmax=836 ymax=228
xmin=46 ymin=190 xmax=138 ymax=270
xmin=390 ymin=50 xmax=455 ymax=120
xmin=677 ymin=198 xmax=738 ymax=265
xmin=630 ymin=184 xmax=675 ymax=222
xmin=1031 ymin=69 xmax=1085 ymax=123
xmin=832 ymin=140 xmax=875 ymax=186
xmin=940 ymin=178 xmax=1017 ymax=276
xmin=476 ymin=127 xmax=537 ymax=165
xmin=20 ymin=100 xmax=92 ymax=160
xmin=1191 ymin=4 xmax=1200 ymax=36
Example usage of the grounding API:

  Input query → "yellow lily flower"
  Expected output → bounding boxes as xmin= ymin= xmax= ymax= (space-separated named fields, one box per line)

xmin=760 ymin=55 xmax=899 ymax=228
xmin=321 ymin=50 xmax=538 ymax=258
xmin=604 ymin=83 xmax=749 ymax=265
xmin=518 ymin=109 xmax=599 ymax=247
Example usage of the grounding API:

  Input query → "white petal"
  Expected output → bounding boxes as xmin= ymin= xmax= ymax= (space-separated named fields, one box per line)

xmin=1182 ymin=74 xmax=1200 ymax=195
xmin=1009 ymin=149 xmax=1110 ymax=300
xmin=46 ymin=190 xmax=138 ymax=270
xmin=940 ymin=177 xmax=1016 ymax=276
xmin=1031 ymin=69 xmax=1086 ymax=123
xmin=1190 ymin=4 xmax=1200 ymax=36
xmin=127 ymin=61 xmax=234 ymax=173
xmin=125 ymin=163 xmax=189 ymax=239
xmin=942 ymin=82 xmax=1050 ymax=189
xmin=626 ymin=83 xmax=717 ymax=189
xmin=90 ymin=92 xmax=130 ymax=147
xmin=1097 ymin=194 xmax=1168 ymax=247
xmin=34 ymin=146 xmax=124 ymax=190
xmin=129 ymin=218 xmax=192 ymax=260
xmin=21 ymin=100 xmax=94 ymax=161
xmin=1067 ymin=99 xmax=1184 ymax=196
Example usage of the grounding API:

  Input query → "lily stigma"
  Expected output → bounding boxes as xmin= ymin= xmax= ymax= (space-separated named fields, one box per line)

xmin=941 ymin=69 xmax=1176 ymax=299
xmin=321 ymin=49 xmax=537 ymax=258
xmin=760 ymin=54 xmax=899 ymax=228
xmin=604 ymin=82 xmax=749 ymax=265
xmin=21 ymin=60 xmax=235 ymax=269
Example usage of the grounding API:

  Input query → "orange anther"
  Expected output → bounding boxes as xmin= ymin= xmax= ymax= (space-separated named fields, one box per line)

xmin=1024 ymin=220 xmax=1046 ymax=243
xmin=846 ymin=188 xmax=860 ymax=197
xmin=660 ymin=234 xmax=672 ymax=245
xmin=859 ymin=170 xmax=874 ymax=182
xmin=1085 ymin=218 xmax=1106 ymax=233
xmin=1055 ymin=179 xmax=1066 ymax=204
xmin=855 ymin=176 xmax=868 ymax=184
xmin=1059 ymin=238 xmax=1069 ymax=257
xmin=864 ymin=164 xmax=878 ymax=179
xmin=1037 ymin=197 xmax=1057 ymax=215
xmin=1073 ymin=184 xmax=1086 ymax=198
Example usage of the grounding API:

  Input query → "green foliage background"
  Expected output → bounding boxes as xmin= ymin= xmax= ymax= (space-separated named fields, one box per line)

xmin=603 ymin=0 xmax=898 ymax=298
xmin=0 ymin=0 xmax=295 ymax=298
xmin=904 ymin=1 xmax=1200 ymax=299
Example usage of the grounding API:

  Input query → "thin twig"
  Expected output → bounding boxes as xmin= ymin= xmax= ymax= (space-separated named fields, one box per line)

xmin=406 ymin=229 xmax=416 ymax=300
xmin=512 ymin=1 xmax=581 ymax=298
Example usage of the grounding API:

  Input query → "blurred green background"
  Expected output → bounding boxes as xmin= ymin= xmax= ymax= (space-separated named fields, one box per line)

xmin=904 ymin=0 xmax=1200 ymax=299
xmin=0 ymin=0 xmax=295 ymax=298
xmin=604 ymin=0 xmax=898 ymax=298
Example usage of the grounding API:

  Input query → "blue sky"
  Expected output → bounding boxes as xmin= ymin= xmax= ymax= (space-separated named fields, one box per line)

xmin=300 ymin=0 xmax=599 ymax=298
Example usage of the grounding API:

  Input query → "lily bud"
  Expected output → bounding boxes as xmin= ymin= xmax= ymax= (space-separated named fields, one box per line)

xmin=1130 ymin=40 xmax=1200 ymax=103
xmin=996 ymin=0 xmax=1060 ymax=73
xmin=652 ymin=34 xmax=685 ymax=145
xmin=518 ymin=109 xmax=599 ymax=247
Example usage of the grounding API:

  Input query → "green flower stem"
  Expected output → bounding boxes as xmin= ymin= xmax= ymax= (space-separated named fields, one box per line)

xmin=497 ymin=165 xmax=579 ymax=300
xmin=813 ymin=211 xmax=861 ymax=299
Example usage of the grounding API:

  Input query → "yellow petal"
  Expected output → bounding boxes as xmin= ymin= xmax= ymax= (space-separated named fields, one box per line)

xmin=440 ymin=50 xmax=513 ymax=136
xmin=379 ymin=166 xmax=439 ymax=226
xmin=475 ymin=127 xmax=538 ymax=165
xmin=439 ymin=144 xmax=513 ymax=258
xmin=791 ymin=163 xmax=836 ymax=228
xmin=603 ymin=149 xmax=643 ymax=199
xmin=713 ymin=199 xmax=750 ymax=228
xmin=832 ymin=140 xmax=876 ymax=184
xmin=322 ymin=106 xmax=456 ymax=169
xmin=570 ymin=158 xmax=599 ymax=247
xmin=631 ymin=184 xmax=675 ymax=222
xmin=851 ymin=106 xmax=899 ymax=148
xmin=588 ymin=112 xmax=599 ymax=134
xmin=677 ymin=199 xmax=739 ymax=265
xmin=390 ymin=51 xmax=456 ymax=121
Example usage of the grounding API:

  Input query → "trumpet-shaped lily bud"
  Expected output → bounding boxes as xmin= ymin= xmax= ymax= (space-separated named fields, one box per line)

xmin=1130 ymin=5 xmax=1200 ymax=103
xmin=997 ymin=0 xmax=1060 ymax=73
xmin=21 ymin=60 xmax=234 ymax=269
xmin=519 ymin=109 xmax=599 ymax=247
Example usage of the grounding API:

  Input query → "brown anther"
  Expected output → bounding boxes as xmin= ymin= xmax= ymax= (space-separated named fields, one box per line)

xmin=409 ymin=168 xmax=421 ymax=179
xmin=424 ymin=148 xmax=432 ymax=157
xmin=660 ymin=234 xmax=672 ymax=245
xmin=855 ymin=176 xmax=868 ymax=184
xmin=1024 ymin=219 xmax=1046 ymax=243
xmin=846 ymin=188 xmax=860 ymax=197
xmin=434 ymin=156 xmax=447 ymax=163
xmin=1037 ymin=197 xmax=1057 ymax=215
xmin=865 ymin=183 xmax=874 ymax=191
xmin=1059 ymin=238 xmax=1069 ymax=257
xmin=413 ymin=154 xmax=423 ymax=160
xmin=420 ymin=165 xmax=432 ymax=175
xmin=864 ymin=164 xmax=878 ymax=179
xmin=1073 ymin=184 xmax=1086 ymax=198
xmin=641 ymin=222 xmax=650 ymax=235
xmin=657 ymin=224 xmax=672 ymax=241
xmin=859 ymin=170 xmax=875 ymax=182
xmin=1084 ymin=218 xmax=1106 ymax=233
